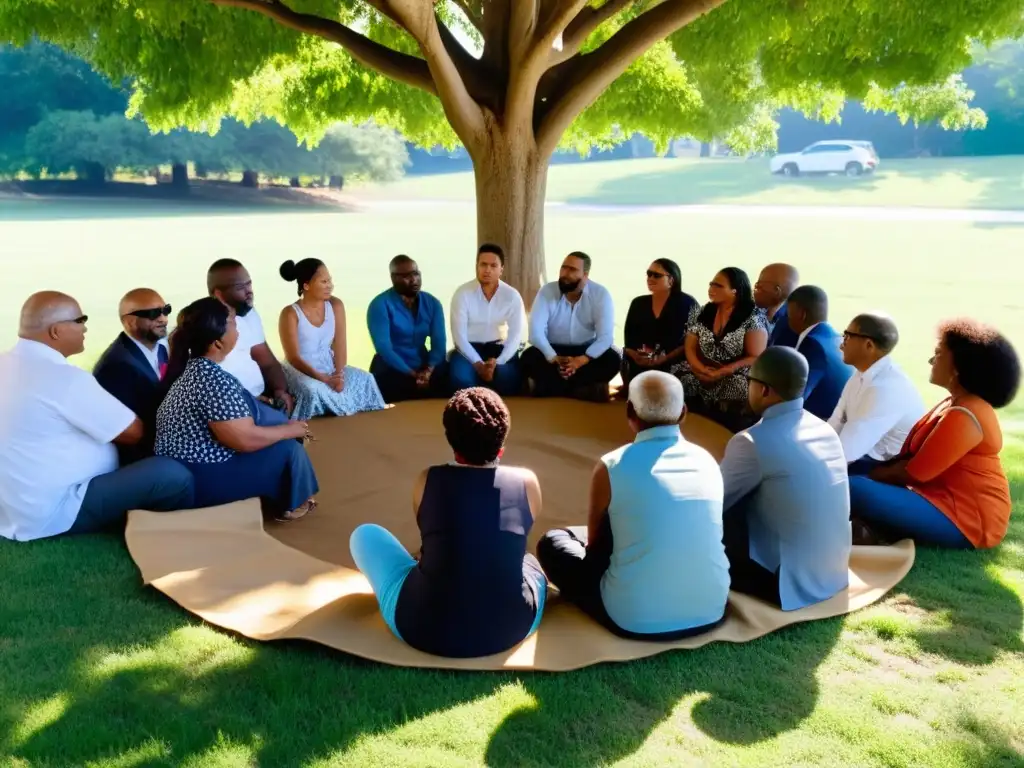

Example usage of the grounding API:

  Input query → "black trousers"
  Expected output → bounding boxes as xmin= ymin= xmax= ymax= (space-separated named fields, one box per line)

xmin=722 ymin=502 xmax=782 ymax=606
xmin=370 ymin=356 xmax=450 ymax=403
xmin=536 ymin=518 xmax=724 ymax=641
xmin=520 ymin=344 xmax=621 ymax=398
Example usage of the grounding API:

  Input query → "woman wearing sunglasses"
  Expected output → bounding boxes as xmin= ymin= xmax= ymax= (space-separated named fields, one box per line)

xmin=670 ymin=267 xmax=768 ymax=431
xmin=621 ymin=259 xmax=698 ymax=388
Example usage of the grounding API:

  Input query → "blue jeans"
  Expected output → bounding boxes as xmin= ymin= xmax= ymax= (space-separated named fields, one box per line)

xmin=242 ymin=390 xmax=291 ymax=426
xmin=449 ymin=342 xmax=522 ymax=396
xmin=70 ymin=457 xmax=195 ymax=534
xmin=187 ymin=439 xmax=319 ymax=513
xmin=349 ymin=523 xmax=547 ymax=641
xmin=848 ymin=476 xmax=973 ymax=549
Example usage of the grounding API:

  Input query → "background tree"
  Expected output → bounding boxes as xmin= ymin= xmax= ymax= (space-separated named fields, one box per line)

xmin=3 ymin=1 xmax=1024 ymax=296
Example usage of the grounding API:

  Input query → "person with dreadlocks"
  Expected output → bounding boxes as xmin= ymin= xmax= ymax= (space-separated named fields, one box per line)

xmin=349 ymin=387 xmax=547 ymax=658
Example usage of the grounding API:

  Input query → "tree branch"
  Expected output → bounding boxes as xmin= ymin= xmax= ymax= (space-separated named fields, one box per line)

xmin=207 ymin=0 xmax=437 ymax=95
xmin=536 ymin=0 xmax=726 ymax=154
xmin=416 ymin=12 xmax=488 ymax=144
xmin=436 ymin=14 xmax=501 ymax=110
xmin=551 ymin=0 xmax=634 ymax=65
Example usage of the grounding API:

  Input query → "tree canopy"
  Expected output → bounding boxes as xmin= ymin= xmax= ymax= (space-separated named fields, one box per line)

xmin=4 ymin=0 xmax=1023 ymax=294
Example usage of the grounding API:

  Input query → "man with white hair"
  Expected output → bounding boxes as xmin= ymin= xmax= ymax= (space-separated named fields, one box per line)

xmin=536 ymin=370 xmax=730 ymax=640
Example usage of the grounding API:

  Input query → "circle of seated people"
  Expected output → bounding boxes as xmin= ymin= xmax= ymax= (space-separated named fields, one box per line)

xmin=0 ymin=255 xmax=1019 ymax=662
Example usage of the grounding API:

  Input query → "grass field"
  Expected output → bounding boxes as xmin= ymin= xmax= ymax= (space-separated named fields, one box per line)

xmin=1 ymin=157 xmax=1022 ymax=767
xmin=361 ymin=155 xmax=1024 ymax=211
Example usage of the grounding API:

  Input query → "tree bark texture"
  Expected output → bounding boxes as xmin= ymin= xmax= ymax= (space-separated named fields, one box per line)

xmin=473 ymin=132 xmax=549 ymax=306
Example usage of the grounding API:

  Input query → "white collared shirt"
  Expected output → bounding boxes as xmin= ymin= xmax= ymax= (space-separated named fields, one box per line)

xmin=219 ymin=307 xmax=267 ymax=396
xmin=130 ymin=336 xmax=169 ymax=375
xmin=795 ymin=322 xmax=821 ymax=351
xmin=827 ymin=355 xmax=925 ymax=462
xmin=449 ymin=279 xmax=526 ymax=365
xmin=529 ymin=279 xmax=616 ymax=360
xmin=0 ymin=339 xmax=136 ymax=541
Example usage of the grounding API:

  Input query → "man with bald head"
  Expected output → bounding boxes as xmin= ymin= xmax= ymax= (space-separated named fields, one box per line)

xmin=719 ymin=347 xmax=851 ymax=609
xmin=829 ymin=311 xmax=925 ymax=474
xmin=0 ymin=292 xmax=194 ymax=542
xmin=93 ymin=288 xmax=172 ymax=459
xmin=754 ymin=263 xmax=800 ymax=347
xmin=536 ymin=371 xmax=729 ymax=640
xmin=208 ymin=258 xmax=293 ymax=420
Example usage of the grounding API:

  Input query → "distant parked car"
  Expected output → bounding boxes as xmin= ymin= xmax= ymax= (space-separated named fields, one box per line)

xmin=769 ymin=141 xmax=879 ymax=177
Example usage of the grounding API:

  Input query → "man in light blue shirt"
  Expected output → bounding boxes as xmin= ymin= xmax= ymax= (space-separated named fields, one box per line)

xmin=367 ymin=255 xmax=449 ymax=402
xmin=719 ymin=346 xmax=851 ymax=610
xmin=521 ymin=251 xmax=621 ymax=400
xmin=536 ymin=370 xmax=730 ymax=639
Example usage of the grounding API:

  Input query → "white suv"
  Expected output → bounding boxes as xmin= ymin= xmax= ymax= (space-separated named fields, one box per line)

xmin=769 ymin=141 xmax=879 ymax=177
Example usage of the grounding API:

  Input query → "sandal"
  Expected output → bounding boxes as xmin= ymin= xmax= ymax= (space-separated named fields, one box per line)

xmin=275 ymin=498 xmax=317 ymax=523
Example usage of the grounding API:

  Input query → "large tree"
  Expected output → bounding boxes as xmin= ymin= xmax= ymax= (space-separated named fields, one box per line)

xmin=2 ymin=2 xmax=1022 ymax=296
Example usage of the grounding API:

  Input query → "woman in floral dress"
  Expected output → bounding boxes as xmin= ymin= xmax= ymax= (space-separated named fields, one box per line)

xmin=671 ymin=267 xmax=768 ymax=430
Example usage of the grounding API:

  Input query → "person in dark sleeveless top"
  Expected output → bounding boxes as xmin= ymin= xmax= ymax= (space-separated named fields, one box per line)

xmin=349 ymin=388 xmax=547 ymax=658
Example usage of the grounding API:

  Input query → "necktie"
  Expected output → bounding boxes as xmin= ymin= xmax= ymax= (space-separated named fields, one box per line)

xmin=158 ymin=344 xmax=169 ymax=379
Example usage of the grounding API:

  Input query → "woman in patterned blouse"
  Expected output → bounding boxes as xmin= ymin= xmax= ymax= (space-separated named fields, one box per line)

xmin=671 ymin=267 xmax=768 ymax=431
xmin=154 ymin=298 xmax=319 ymax=522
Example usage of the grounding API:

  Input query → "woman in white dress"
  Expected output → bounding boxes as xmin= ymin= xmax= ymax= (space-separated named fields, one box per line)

xmin=278 ymin=258 xmax=386 ymax=420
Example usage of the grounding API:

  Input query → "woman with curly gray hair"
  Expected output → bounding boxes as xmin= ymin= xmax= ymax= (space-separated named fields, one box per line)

xmin=849 ymin=317 xmax=1020 ymax=548
xmin=349 ymin=388 xmax=547 ymax=658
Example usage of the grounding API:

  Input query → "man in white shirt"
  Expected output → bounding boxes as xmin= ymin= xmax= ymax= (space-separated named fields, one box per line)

xmin=829 ymin=312 xmax=926 ymax=474
xmin=0 ymin=291 xmax=194 ymax=542
xmin=521 ymin=251 xmax=621 ymax=400
xmin=448 ymin=244 xmax=526 ymax=395
xmin=207 ymin=258 xmax=293 ymax=424
xmin=93 ymin=288 xmax=172 ymax=462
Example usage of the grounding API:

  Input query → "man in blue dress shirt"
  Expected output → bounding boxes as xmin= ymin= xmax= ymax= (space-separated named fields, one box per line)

xmin=754 ymin=263 xmax=800 ymax=347
xmin=367 ymin=255 xmax=449 ymax=402
xmin=520 ymin=252 xmax=621 ymax=400
xmin=786 ymin=285 xmax=853 ymax=420
xmin=719 ymin=346 xmax=851 ymax=610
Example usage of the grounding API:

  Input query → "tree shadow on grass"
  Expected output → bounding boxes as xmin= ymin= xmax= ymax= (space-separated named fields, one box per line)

xmin=887 ymin=474 xmax=1024 ymax=667
xmin=484 ymin=617 xmax=845 ymax=766
xmin=0 ymin=533 xmax=499 ymax=767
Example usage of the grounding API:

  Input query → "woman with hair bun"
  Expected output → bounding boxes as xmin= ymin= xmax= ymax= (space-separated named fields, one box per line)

xmin=278 ymin=258 xmax=385 ymax=420
xmin=850 ymin=317 xmax=1020 ymax=548
xmin=349 ymin=388 xmax=547 ymax=658
xmin=155 ymin=297 xmax=319 ymax=521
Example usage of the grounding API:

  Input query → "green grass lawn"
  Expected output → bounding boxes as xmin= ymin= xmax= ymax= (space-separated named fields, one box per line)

xmin=1 ymin=163 xmax=1023 ymax=766
xmin=361 ymin=155 xmax=1024 ymax=211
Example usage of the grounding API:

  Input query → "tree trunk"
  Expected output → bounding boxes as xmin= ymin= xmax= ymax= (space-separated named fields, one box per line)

xmin=328 ymin=174 xmax=344 ymax=189
xmin=473 ymin=134 xmax=549 ymax=307
xmin=241 ymin=170 xmax=259 ymax=188
xmin=289 ymin=176 xmax=301 ymax=188
xmin=79 ymin=162 xmax=106 ymax=186
xmin=171 ymin=163 xmax=189 ymax=189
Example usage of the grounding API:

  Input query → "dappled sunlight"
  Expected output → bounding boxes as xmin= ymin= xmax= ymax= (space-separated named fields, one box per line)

xmin=8 ymin=692 xmax=69 ymax=748
xmin=81 ymin=625 xmax=259 ymax=686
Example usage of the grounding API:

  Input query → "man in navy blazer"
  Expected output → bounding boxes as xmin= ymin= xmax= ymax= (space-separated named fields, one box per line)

xmin=786 ymin=285 xmax=853 ymax=420
xmin=92 ymin=288 xmax=172 ymax=461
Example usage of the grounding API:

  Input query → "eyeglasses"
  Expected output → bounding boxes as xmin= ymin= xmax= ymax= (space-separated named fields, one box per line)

xmin=124 ymin=304 xmax=172 ymax=320
xmin=646 ymin=270 xmax=669 ymax=279
xmin=56 ymin=315 xmax=88 ymax=325
xmin=842 ymin=330 xmax=877 ymax=342
xmin=393 ymin=271 xmax=421 ymax=279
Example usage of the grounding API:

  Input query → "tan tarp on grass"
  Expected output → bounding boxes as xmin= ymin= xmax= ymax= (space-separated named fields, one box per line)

xmin=125 ymin=399 xmax=915 ymax=671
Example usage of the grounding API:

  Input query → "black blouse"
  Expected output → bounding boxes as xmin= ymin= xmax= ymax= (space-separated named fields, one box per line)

xmin=623 ymin=292 xmax=699 ymax=355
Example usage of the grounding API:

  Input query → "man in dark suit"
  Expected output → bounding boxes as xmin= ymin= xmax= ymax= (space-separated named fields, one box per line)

xmin=92 ymin=288 xmax=171 ymax=462
xmin=786 ymin=285 xmax=853 ymax=420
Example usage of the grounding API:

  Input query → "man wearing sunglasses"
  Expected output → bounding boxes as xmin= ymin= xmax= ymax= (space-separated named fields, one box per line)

xmin=0 ymin=291 xmax=194 ymax=543
xmin=93 ymin=288 xmax=172 ymax=461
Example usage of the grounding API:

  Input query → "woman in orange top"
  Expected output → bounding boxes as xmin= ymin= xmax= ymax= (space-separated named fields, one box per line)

xmin=849 ymin=318 xmax=1020 ymax=548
